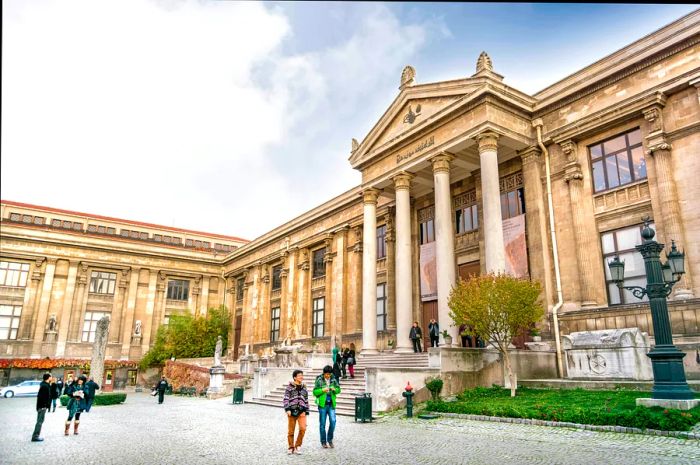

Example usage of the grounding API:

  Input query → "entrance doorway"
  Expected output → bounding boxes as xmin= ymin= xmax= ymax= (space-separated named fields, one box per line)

xmin=421 ymin=300 xmax=437 ymax=351
xmin=233 ymin=314 xmax=242 ymax=359
xmin=457 ymin=261 xmax=480 ymax=348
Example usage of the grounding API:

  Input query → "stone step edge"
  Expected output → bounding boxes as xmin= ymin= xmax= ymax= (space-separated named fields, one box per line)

xmin=244 ymin=400 xmax=365 ymax=417
xmin=426 ymin=411 xmax=700 ymax=440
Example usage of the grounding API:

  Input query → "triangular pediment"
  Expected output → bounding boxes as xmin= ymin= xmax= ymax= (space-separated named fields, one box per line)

xmin=349 ymin=80 xmax=484 ymax=168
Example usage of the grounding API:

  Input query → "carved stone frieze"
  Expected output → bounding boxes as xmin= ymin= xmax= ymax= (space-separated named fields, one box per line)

xmin=519 ymin=146 xmax=541 ymax=166
xmin=560 ymin=140 xmax=578 ymax=163
xmin=475 ymin=131 xmax=499 ymax=154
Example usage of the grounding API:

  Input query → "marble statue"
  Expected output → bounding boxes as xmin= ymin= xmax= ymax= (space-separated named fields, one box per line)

xmin=214 ymin=335 xmax=223 ymax=366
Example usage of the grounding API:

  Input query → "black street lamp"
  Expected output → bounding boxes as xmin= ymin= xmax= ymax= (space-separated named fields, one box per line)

xmin=607 ymin=217 xmax=694 ymax=401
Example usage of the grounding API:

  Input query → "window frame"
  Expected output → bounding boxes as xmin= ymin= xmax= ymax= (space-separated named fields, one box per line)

xmin=88 ymin=271 xmax=117 ymax=295
xmin=601 ymin=222 xmax=654 ymax=305
xmin=312 ymin=297 xmax=325 ymax=338
xmin=0 ymin=304 xmax=22 ymax=340
xmin=271 ymin=265 xmax=283 ymax=291
xmin=270 ymin=306 xmax=281 ymax=342
xmin=589 ymin=128 xmax=645 ymax=194
xmin=376 ymin=283 xmax=388 ymax=332
xmin=376 ymin=225 xmax=387 ymax=259
xmin=0 ymin=261 xmax=30 ymax=287
xmin=236 ymin=278 xmax=245 ymax=302
xmin=312 ymin=248 xmax=326 ymax=279
xmin=81 ymin=311 xmax=109 ymax=343
xmin=166 ymin=279 xmax=190 ymax=301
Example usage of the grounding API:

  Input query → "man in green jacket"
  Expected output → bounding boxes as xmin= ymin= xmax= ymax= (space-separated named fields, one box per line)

xmin=312 ymin=365 xmax=341 ymax=448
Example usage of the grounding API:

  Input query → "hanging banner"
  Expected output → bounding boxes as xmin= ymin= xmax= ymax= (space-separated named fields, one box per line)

xmin=503 ymin=213 xmax=528 ymax=278
xmin=420 ymin=241 xmax=438 ymax=301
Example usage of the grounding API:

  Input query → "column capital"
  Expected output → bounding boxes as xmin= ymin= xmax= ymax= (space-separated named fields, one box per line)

xmin=474 ymin=131 xmax=500 ymax=154
xmin=519 ymin=146 xmax=542 ymax=166
xmin=430 ymin=152 xmax=454 ymax=174
xmin=362 ymin=188 xmax=380 ymax=205
xmin=564 ymin=162 xmax=584 ymax=183
xmin=643 ymin=105 xmax=665 ymax=134
xmin=392 ymin=172 xmax=414 ymax=191
xmin=645 ymin=131 xmax=672 ymax=156
xmin=559 ymin=140 xmax=578 ymax=163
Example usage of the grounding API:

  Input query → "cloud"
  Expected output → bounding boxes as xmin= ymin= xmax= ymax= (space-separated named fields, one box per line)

xmin=1 ymin=1 xmax=442 ymax=240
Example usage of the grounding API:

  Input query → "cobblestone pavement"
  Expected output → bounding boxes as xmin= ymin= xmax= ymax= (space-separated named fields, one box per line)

xmin=1 ymin=394 xmax=699 ymax=465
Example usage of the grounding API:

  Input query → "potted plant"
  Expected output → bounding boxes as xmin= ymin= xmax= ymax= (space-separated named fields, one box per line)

xmin=425 ymin=376 xmax=444 ymax=401
xmin=387 ymin=338 xmax=395 ymax=350
xmin=441 ymin=330 xmax=452 ymax=346
xmin=530 ymin=328 xmax=541 ymax=342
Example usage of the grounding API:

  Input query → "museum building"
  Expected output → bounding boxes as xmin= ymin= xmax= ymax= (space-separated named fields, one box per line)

xmin=1 ymin=11 xmax=699 ymax=383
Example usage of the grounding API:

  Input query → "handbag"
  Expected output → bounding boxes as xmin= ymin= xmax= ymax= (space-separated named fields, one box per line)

xmin=290 ymin=407 xmax=301 ymax=417
xmin=347 ymin=356 xmax=355 ymax=365
xmin=151 ymin=390 xmax=158 ymax=396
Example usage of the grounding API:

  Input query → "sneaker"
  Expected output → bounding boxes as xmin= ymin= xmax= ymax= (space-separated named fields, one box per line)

xmin=31 ymin=437 xmax=44 ymax=442
xmin=322 ymin=443 xmax=329 ymax=449
xmin=328 ymin=442 xmax=334 ymax=448
xmin=287 ymin=448 xmax=294 ymax=455
xmin=294 ymin=447 xmax=302 ymax=454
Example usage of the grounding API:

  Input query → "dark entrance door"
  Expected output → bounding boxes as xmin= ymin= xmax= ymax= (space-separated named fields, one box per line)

xmin=421 ymin=300 xmax=438 ymax=351
xmin=457 ymin=261 xmax=480 ymax=347
xmin=233 ymin=315 xmax=242 ymax=359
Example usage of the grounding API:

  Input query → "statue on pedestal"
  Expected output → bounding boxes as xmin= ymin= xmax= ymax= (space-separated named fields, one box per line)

xmin=214 ymin=335 xmax=223 ymax=367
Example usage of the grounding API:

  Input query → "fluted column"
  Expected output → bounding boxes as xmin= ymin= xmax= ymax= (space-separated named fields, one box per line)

xmin=562 ymin=141 xmax=599 ymax=308
xmin=199 ymin=276 xmax=210 ymax=316
xmin=361 ymin=188 xmax=380 ymax=354
xmin=393 ymin=173 xmax=415 ymax=353
xmin=431 ymin=154 xmax=458 ymax=346
xmin=30 ymin=258 xmax=57 ymax=357
xmin=120 ymin=267 xmax=140 ymax=358
xmin=19 ymin=258 xmax=45 ymax=340
xmin=644 ymin=106 xmax=693 ymax=299
xmin=476 ymin=131 xmax=506 ymax=274
xmin=55 ymin=261 xmax=80 ymax=357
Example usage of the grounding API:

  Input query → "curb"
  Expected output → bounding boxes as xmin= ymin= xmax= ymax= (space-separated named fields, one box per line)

xmin=425 ymin=411 xmax=700 ymax=440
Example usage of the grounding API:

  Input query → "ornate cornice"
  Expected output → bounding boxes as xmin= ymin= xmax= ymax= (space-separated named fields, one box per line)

xmin=474 ymin=131 xmax=499 ymax=154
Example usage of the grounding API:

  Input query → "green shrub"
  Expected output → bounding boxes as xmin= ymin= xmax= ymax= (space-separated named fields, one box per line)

xmin=58 ymin=393 xmax=127 ymax=407
xmin=425 ymin=377 xmax=444 ymax=401
xmin=426 ymin=386 xmax=700 ymax=431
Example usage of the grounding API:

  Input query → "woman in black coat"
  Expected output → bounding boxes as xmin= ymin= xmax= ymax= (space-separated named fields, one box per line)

xmin=65 ymin=375 xmax=87 ymax=436
xmin=49 ymin=379 xmax=61 ymax=412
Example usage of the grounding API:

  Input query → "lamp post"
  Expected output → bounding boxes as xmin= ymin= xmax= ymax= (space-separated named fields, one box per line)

xmin=607 ymin=217 xmax=696 ymax=405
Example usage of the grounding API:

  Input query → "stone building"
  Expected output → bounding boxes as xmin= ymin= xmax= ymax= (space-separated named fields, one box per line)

xmin=1 ymin=11 xmax=699 ymax=378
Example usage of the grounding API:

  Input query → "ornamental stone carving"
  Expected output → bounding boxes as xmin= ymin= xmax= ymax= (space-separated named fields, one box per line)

xmin=362 ymin=188 xmax=380 ymax=205
xmin=430 ymin=153 xmax=454 ymax=174
xmin=564 ymin=163 xmax=584 ymax=183
xmin=400 ymin=65 xmax=416 ymax=89
xmin=643 ymin=106 xmax=664 ymax=133
xmin=393 ymin=172 xmax=414 ymax=191
xmin=475 ymin=131 xmax=499 ymax=154
xmin=560 ymin=140 xmax=578 ymax=163
xmin=476 ymin=51 xmax=493 ymax=73
xmin=351 ymin=138 xmax=359 ymax=153
xmin=519 ymin=146 xmax=541 ymax=166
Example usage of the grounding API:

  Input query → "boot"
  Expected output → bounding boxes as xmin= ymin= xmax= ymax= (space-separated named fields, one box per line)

xmin=64 ymin=421 xmax=70 ymax=436
xmin=73 ymin=421 xmax=80 ymax=435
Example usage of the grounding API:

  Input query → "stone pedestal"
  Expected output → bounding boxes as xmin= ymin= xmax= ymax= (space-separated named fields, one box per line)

xmin=636 ymin=398 xmax=700 ymax=411
xmin=524 ymin=341 xmax=552 ymax=352
xmin=208 ymin=366 xmax=225 ymax=394
xmin=44 ymin=331 xmax=58 ymax=343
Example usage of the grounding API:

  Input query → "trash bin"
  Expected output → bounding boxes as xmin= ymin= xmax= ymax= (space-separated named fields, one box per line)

xmin=354 ymin=393 xmax=372 ymax=422
xmin=232 ymin=387 xmax=244 ymax=404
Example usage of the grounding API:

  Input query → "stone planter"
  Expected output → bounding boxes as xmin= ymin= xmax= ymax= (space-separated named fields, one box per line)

xmin=443 ymin=336 xmax=453 ymax=346
xmin=532 ymin=335 xmax=542 ymax=342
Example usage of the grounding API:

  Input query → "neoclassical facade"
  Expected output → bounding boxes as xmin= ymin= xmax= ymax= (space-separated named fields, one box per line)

xmin=2 ymin=12 xmax=699 ymax=374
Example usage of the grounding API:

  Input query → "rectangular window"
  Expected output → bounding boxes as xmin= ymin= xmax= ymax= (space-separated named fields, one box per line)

xmin=154 ymin=234 xmax=162 ymax=242
xmin=272 ymin=265 xmax=283 ymax=290
xmin=33 ymin=216 xmax=45 ymax=225
xmin=139 ymin=232 xmax=149 ymax=240
xmin=127 ymin=370 xmax=137 ymax=386
xmin=82 ymin=311 xmax=109 ymax=342
xmin=601 ymin=222 xmax=655 ymax=305
xmin=500 ymin=187 xmax=525 ymax=220
xmin=377 ymin=225 xmax=387 ymax=259
xmin=455 ymin=204 xmax=479 ymax=234
xmin=0 ymin=261 xmax=30 ymax=287
xmin=167 ymin=279 xmax=190 ymax=301
xmin=270 ymin=306 xmax=281 ymax=342
xmin=89 ymin=271 xmax=117 ymax=295
xmin=0 ymin=305 xmax=22 ymax=340
xmin=106 ymin=227 xmax=116 ymax=235
xmin=376 ymin=283 xmax=387 ymax=332
xmin=186 ymin=239 xmax=194 ymax=247
xmin=590 ymin=128 xmax=645 ymax=193
xmin=120 ymin=229 xmax=130 ymax=237
xmin=236 ymin=278 xmax=244 ymax=301
xmin=312 ymin=297 xmax=325 ymax=338
xmin=312 ymin=248 xmax=326 ymax=279
xmin=418 ymin=206 xmax=436 ymax=245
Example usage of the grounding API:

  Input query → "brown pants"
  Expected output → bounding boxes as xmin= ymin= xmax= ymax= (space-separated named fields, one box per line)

xmin=287 ymin=413 xmax=307 ymax=449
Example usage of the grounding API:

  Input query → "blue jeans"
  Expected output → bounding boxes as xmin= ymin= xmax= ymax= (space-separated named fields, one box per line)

xmin=318 ymin=404 xmax=336 ymax=445
xmin=85 ymin=397 xmax=94 ymax=412
xmin=51 ymin=398 xmax=57 ymax=411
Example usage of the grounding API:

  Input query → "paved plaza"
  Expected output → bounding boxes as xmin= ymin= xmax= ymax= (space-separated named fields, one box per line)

xmin=1 ymin=393 xmax=699 ymax=465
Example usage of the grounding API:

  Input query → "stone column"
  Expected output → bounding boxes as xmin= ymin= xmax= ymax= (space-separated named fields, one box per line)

xmin=361 ymin=188 xmax=380 ymax=354
xmin=30 ymin=258 xmax=57 ymax=357
xmin=66 ymin=264 xmax=89 ymax=342
xmin=149 ymin=271 xmax=167 ymax=344
xmin=141 ymin=270 xmax=158 ymax=352
xmin=520 ymin=147 xmax=554 ymax=309
xmin=644 ymin=106 xmax=694 ymax=299
xmin=476 ymin=131 xmax=506 ymax=274
xmin=109 ymin=270 xmax=129 ymax=344
xmin=199 ymin=276 xmax=210 ymax=316
xmin=120 ymin=267 xmax=140 ymax=359
xmin=19 ymin=258 xmax=45 ymax=340
xmin=331 ymin=229 xmax=347 ymax=345
xmin=350 ymin=228 xmax=364 ymax=334
xmin=323 ymin=235 xmax=335 ymax=340
xmin=279 ymin=253 xmax=290 ymax=341
xmin=284 ymin=249 xmax=298 ymax=340
xmin=384 ymin=208 xmax=396 ymax=331
xmin=55 ymin=261 xmax=80 ymax=357
xmin=431 ymin=154 xmax=459 ymax=345
xmin=296 ymin=251 xmax=310 ymax=338
xmin=562 ymin=141 xmax=599 ymax=308
xmin=393 ymin=172 xmax=415 ymax=353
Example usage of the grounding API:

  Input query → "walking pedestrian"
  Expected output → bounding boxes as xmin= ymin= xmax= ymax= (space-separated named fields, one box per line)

xmin=65 ymin=375 xmax=87 ymax=436
xmin=340 ymin=344 xmax=349 ymax=379
xmin=84 ymin=377 xmax=100 ymax=412
xmin=428 ymin=319 xmax=440 ymax=348
xmin=410 ymin=321 xmax=423 ymax=353
xmin=346 ymin=343 xmax=356 ymax=379
xmin=313 ymin=365 xmax=341 ymax=449
xmin=56 ymin=377 xmax=64 ymax=402
xmin=283 ymin=369 xmax=309 ymax=455
xmin=50 ymin=376 xmax=61 ymax=412
xmin=63 ymin=375 xmax=73 ymax=395
xmin=154 ymin=376 xmax=169 ymax=404
xmin=31 ymin=373 xmax=52 ymax=442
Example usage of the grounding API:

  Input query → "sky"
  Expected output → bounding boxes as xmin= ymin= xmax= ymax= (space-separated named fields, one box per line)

xmin=2 ymin=2 xmax=697 ymax=241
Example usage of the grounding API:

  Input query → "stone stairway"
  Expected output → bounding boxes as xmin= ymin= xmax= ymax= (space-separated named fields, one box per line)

xmin=245 ymin=352 xmax=430 ymax=417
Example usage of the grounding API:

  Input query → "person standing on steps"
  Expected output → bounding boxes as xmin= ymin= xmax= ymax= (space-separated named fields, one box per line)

xmin=313 ymin=365 xmax=341 ymax=449
xmin=65 ymin=375 xmax=87 ymax=436
xmin=340 ymin=344 xmax=349 ymax=379
xmin=410 ymin=321 xmax=423 ymax=353
xmin=347 ymin=343 xmax=356 ymax=379
xmin=283 ymin=370 xmax=309 ymax=455
xmin=154 ymin=376 xmax=169 ymax=404
xmin=31 ymin=373 xmax=52 ymax=442
xmin=428 ymin=319 xmax=440 ymax=348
